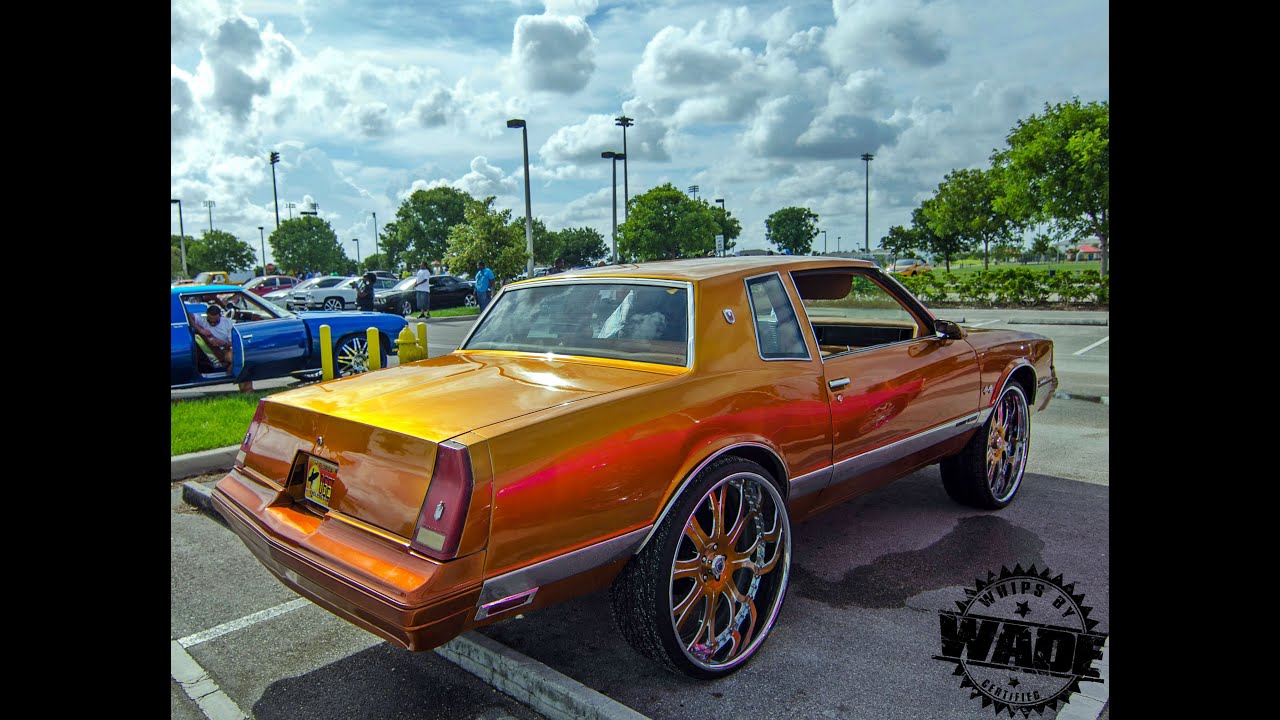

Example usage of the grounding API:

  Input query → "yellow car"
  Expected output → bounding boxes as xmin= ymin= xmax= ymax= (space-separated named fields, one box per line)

xmin=888 ymin=258 xmax=933 ymax=276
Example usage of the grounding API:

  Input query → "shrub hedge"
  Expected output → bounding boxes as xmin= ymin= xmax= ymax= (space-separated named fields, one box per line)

xmin=896 ymin=268 xmax=1108 ymax=307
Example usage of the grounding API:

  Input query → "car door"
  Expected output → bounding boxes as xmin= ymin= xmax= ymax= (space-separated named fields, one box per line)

xmin=227 ymin=292 xmax=310 ymax=380
xmin=171 ymin=292 xmax=197 ymax=385
xmin=791 ymin=268 xmax=981 ymax=506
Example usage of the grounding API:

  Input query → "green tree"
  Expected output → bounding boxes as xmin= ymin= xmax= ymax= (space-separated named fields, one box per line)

xmin=445 ymin=197 xmax=529 ymax=282
xmin=765 ymin=206 xmax=820 ymax=256
xmin=879 ymin=224 xmax=921 ymax=260
xmin=617 ymin=183 xmax=719 ymax=261
xmin=269 ymin=217 xmax=347 ymax=275
xmin=1030 ymin=234 xmax=1055 ymax=261
xmin=171 ymin=234 xmax=195 ymax=278
xmin=511 ymin=216 xmax=557 ymax=265
xmin=360 ymin=253 xmax=390 ymax=275
xmin=915 ymin=201 xmax=970 ymax=272
xmin=993 ymin=98 xmax=1109 ymax=274
xmin=186 ymin=230 xmax=256 ymax=275
xmin=923 ymin=168 xmax=1017 ymax=271
xmin=389 ymin=187 xmax=473 ymax=271
xmin=552 ymin=227 xmax=608 ymax=267
xmin=713 ymin=204 xmax=742 ymax=255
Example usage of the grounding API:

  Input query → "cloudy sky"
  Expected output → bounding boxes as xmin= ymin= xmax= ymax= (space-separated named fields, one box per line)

xmin=170 ymin=0 xmax=1108 ymax=268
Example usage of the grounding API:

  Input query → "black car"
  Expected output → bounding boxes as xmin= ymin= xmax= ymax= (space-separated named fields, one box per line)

xmin=375 ymin=274 xmax=478 ymax=315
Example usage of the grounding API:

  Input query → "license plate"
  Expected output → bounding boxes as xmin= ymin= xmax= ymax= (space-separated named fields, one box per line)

xmin=303 ymin=454 xmax=338 ymax=508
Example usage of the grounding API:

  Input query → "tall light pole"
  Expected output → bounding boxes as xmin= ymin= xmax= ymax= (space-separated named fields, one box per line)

xmin=286 ymin=202 xmax=296 ymax=219
xmin=715 ymin=198 xmax=726 ymax=256
xmin=371 ymin=211 xmax=380 ymax=266
xmin=615 ymin=115 xmax=633 ymax=221
xmin=687 ymin=185 xmax=699 ymax=201
xmin=351 ymin=238 xmax=360 ymax=267
xmin=258 ymin=226 xmax=266 ymax=274
xmin=603 ymin=151 xmax=626 ymax=264
xmin=837 ymin=236 xmax=841 ymax=253
xmin=269 ymin=151 xmax=281 ymax=229
xmin=203 ymin=200 xmax=215 ymax=233
xmin=861 ymin=152 xmax=874 ymax=252
xmin=171 ymin=198 xmax=187 ymax=277
xmin=300 ymin=202 xmax=318 ymax=217
xmin=822 ymin=230 xmax=828 ymax=254
xmin=507 ymin=119 xmax=535 ymax=278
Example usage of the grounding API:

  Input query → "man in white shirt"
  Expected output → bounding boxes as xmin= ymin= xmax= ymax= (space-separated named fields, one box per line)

xmin=413 ymin=261 xmax=432 ymax=318
xmin=189 ymin=303 xmax=253 ymax=392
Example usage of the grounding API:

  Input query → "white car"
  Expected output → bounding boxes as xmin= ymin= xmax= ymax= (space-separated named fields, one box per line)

xmin=286 ymin=276 xmax=360 ymax=311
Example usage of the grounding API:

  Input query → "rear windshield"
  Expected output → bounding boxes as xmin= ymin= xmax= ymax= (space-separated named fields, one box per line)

xmin=464 ymin=281 xmax=690 ymax=367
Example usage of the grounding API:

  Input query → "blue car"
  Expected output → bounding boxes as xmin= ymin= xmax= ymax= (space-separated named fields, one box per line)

xmin=171 ymin=285 xmax=409 ymax=388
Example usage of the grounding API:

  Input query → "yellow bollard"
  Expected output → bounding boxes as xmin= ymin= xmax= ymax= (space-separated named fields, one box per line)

xmin=320 ymin=325 xmax=333 ymax=380
xmin=395 ymin=325 xmax=424 ymax=363
xmin=416 ymin=321 xmax=428 ymax=359
xmin=367 ymin=327 xmax=381 ymax=370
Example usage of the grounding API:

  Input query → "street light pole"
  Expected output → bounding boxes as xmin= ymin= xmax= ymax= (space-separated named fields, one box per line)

xmin=507 ymin=119 xmax=535 ymax=278
xmin=258 ymin=226 xmax=266 ymax=274
xmin=203 ymin=200 xmax=215 ymax=233
xmin=286 ymin=202 xmax=296 ymax=219
xmin=861 ymin=152 xmax=874 ymax=252
xmin=371 ymin=211 xmax=380 ymax=266
xmin=269 ymin=151 xmax=281 ymax=229
xmin=352 ymin=238 xmax=360 ymax=267
xmin=837 ymin=236 xmax=841 ymax=253
xmin=171 ymin=198 xmax=187 ymax=277
xmin=687 ymin=185 xmax=699 ymax=201
xmin=615 ymin=115 xmax=633 ymax=221
xmin=822 ymin=230 xmax=828 ymax=255
xmin=603 ymin=152 xmax=626 ymax=263
xmin=716 ymin=198 xmax=726 ymax=256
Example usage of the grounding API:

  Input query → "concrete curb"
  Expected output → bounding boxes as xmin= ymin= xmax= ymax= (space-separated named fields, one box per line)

xmin=173 ymin=445 xmax=240 ymax=481
xmin=1053 ymin=391 xmax=1109 ymax=406
xmin=435 ymin=631 xmax=651 ymax=720
xmin=179 ymin=483 xmax=650 ymax=720
xmin=1008 ymin=317 xmax=1108 ymax=326
xmin=1054 ymin=637 xmax=1109 ymax=720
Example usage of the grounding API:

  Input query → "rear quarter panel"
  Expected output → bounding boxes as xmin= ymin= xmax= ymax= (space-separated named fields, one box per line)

xmin=963 ymin=328 xmax=1055 ymax=410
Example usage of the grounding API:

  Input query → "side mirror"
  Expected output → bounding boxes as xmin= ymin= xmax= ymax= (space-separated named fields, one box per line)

xmin=934 ymin=319 xmax=965 ymax=340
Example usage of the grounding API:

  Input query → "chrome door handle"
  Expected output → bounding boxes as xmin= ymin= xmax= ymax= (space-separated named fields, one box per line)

xmin=828 ymin=377 xmax=850 ymax=390
xmin=241 ymin=334 xmax=253 ymax=340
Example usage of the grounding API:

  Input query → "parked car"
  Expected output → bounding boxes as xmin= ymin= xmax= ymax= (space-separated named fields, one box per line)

xmin=241 ymin=274 xmax=299 ymax=297
xmin=375 ymin=274 xmax=477 ymax=315
xmin=213 ymin=257 xmax=1056 ymax=679
xmin=888 ymin=258 xmax=933 ymax=276
xmin=171 ymin=285 xmax=408 ymax=388
xmin=286 ymin=276 xmax=396 ymax=311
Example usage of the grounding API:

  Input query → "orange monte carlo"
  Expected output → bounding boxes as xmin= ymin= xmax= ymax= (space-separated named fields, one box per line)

xmin=213 ymin=256 xmax=1057 ymax=679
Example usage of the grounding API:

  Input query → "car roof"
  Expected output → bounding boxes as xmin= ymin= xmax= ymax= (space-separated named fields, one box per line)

xmin=172 ymin=284 xmax=243 ymax=294
xmin=514 ymin=256 xmax=876 ymax=284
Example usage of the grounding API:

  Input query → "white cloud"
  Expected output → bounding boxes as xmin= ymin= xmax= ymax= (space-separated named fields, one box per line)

xmin=826 ymin=0 xmax=950 ymax=70
xmin=511 ymin=13 xmax=597 ymax=93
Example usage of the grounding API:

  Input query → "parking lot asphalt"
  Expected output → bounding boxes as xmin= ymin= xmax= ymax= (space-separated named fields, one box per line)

xmin=172 ymin=306 xmax=1109 ymax=720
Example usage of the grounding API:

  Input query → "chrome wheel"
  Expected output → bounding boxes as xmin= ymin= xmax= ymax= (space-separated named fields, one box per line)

xmin=464 ymin=293 xmax=478 ymax=308
xmin=323 ymin=298 xmax=343 ymax=311
xmin=670 ymin=471 xmax=790 ymax=673
xmin=335 ymin=336 xmax=372 ymax=376
xmin=400 ymin=299 xmax=413 ymax=316
xmin=985 ymin=385 xmax=1029 ymax=503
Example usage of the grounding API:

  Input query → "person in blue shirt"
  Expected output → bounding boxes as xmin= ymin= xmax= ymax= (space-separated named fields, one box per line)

xmin=474 ymin=260 xmax=496 ymax=309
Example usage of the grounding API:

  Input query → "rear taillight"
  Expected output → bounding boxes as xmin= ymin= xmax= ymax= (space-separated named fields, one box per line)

xmin=409 ymin=441 xmax=474 ymax=561
xmin=242 ymin=401 xmax=267 ymax=451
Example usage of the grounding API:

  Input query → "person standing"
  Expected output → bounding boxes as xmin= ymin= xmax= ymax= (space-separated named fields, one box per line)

xmin=413 ymin=261 xmax=432 ymax=318
xmin=474 ymin=260 xmax=496 ymax=309
xmin=356 ymin=272 xmax=376 ymax=311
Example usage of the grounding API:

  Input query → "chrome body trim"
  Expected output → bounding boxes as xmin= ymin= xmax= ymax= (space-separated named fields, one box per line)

xmin=478 ymin=525 xmax=650 ymax=605
xmin=1037 ymin=376 xmax=1054 ymax=386
xmin=978 ymin=363 xmax=1037 ymax=424
xmin=743 ymin=271 xmax=812 ymax=362
xmin=634 ymin=441 xmax=789 ymax=554
xmin=474 ymin=587 xmax=539 ymax=620
xmin=789 ymin=465 xmax=832 ymax=499
xmin=828 ymin=413 xmax=981 ymax=487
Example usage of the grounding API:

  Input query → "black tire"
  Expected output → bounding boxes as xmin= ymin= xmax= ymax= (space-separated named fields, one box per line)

xmin=940 ymin=383 xmax=1031 ymax=509
xmin=610 ymin=456 xmax=791 ymax=679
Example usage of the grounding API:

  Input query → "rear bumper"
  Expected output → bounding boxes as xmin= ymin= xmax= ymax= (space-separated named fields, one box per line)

xmin=212 ymin=468 xmax=484 ymax=651
xmin=1036 ymin=373 xmax=1058 ymax=412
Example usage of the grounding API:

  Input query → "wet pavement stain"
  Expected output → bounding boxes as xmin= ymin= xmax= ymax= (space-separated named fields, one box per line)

xmin=789 ymin=515 xmax=1045 ymax=608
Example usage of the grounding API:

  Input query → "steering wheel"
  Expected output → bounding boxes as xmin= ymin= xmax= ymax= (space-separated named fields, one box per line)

xmin=223 ymin=306 xmax=238 ymax=320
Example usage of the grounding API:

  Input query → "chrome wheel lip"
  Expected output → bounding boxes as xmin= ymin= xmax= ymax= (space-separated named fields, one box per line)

xmin=668 ymin=471 xmax=791 ymax=673
xmin=324 ymin=298 xmax=343 ymax=311
xmin=986 ymin=386 xmax=1029 ymax=503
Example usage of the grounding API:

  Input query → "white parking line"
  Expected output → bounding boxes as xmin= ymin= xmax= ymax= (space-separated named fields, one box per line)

xmin=1073 ymin=336 xmax=1110 ymax=356
xmin=966 ymin=319 xmax=1002 ymax=327
xmin=177 ymin=597 xmax=310 ymax=648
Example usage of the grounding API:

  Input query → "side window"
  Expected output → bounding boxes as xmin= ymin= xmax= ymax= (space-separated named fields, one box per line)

xmin=745 ymin=273 xmax=810 ymax=360
xmin=792 ymin=270 xmax=925 ymax=358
